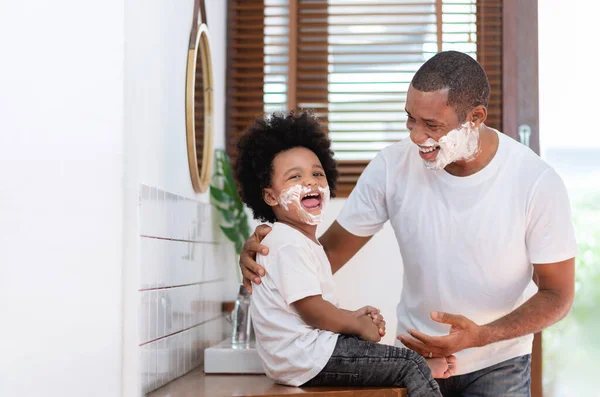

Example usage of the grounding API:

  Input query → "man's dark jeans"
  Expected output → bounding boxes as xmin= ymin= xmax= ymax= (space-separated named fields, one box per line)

xmin=302 ymin=335 xmax=442 ymax=397
xmin=436 ymin=354 xmax=531 ymax=397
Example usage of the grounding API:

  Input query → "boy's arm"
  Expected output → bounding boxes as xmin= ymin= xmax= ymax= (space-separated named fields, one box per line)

xmin=340 ymin=306 xmax=387 ymax=336
xmin=293 ymin=295 xmax=381 ymax=342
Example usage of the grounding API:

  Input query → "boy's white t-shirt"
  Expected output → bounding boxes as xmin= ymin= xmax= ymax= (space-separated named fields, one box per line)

xmin=337 ymin=129 xmax=578 ymax=375
xmin=251 ymin=222 xmax=339 ymax=386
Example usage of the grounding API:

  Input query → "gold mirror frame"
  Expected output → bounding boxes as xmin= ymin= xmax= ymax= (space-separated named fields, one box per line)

xmin=185 ymin=11 xmax=213 ymax=193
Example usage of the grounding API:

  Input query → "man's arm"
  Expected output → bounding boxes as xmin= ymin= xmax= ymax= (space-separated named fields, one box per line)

xmin=478 ymin=258 xmax=575 ymax=344
xmin=399 ymin=258 xmax=575 ymax=358
xmin=319 ymin=221 xmax=372 ymax=274
xmin=238 ymin=222 xmax=371 ymax=292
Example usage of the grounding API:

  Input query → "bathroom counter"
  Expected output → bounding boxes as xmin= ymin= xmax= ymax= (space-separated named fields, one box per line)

xmin=148 ymin=366 xmax=407 ymax=397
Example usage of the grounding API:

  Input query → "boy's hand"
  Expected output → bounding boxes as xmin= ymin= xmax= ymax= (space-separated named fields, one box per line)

xmin=357 ymin=316 xmax=382 ymax=343
xmin=350 ymin=306 xmax=386 ymax=337
xmin=350 ymin=305 xmax=379 ymax=317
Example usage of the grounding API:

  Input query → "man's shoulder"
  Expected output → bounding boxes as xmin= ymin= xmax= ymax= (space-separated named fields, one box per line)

xmin=497 ymin=130 xmax=552 ymax=178
xmin=379 ymin=139 xmax=414 ymax=159
xmin=369 ymin=139 xmax=416 ymax=174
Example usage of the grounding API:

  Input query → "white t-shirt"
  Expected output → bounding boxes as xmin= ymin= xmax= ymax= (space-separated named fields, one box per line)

xmin=251 ymin=222 xmax=339 ymax=386
xmin=337 ymin=129 xmax=578 ymax=375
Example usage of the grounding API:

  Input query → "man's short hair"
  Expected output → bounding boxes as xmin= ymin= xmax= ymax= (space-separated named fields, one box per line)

xmin=411 ymin=51 xmax=491 ymax=122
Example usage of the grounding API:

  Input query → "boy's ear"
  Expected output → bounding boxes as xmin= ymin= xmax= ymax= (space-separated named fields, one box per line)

xmin=263 ymin=188 xmax=278 ymax=207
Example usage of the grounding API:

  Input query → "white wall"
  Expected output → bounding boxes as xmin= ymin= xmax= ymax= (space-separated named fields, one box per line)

xmin=0 ymin=0 xmax=230 ymax=396
xmin=0 ymin=1 xmax=124 ymax=396
xmin=122 ymin=0 xmax=230 ymax=395
xmin=125 ymin=0 xmax=227 ymax=198
xmin=539 ymin=0 xmax=600 ymax=151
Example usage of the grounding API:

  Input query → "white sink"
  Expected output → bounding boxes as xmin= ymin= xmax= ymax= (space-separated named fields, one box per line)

xmin=204 ymin=339 xmax=265 ymax=374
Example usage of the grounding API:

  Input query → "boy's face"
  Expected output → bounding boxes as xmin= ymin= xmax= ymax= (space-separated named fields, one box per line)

xmin=263 ymin=147 xmax=330 ymax=226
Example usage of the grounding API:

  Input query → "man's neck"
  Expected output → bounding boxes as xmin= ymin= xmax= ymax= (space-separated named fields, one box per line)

xmin=444 ymin=124 xmax=499 ymax=177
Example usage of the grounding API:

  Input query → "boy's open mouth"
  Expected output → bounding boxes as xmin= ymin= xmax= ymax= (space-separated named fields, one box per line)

xmin=300 ymin=191 xmax=322 ymax=210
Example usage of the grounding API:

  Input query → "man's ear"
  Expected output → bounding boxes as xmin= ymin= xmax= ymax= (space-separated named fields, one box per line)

xmin=470 ymin=105 xmax=488 ymax=128
xmin=263 ymin=188 xmax=278 ymax=207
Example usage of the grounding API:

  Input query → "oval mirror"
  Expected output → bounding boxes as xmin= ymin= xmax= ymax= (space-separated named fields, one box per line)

xmin=186 ymin=1 xmax=213 ymax=193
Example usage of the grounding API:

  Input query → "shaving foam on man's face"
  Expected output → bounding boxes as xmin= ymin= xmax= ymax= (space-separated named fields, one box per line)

xmin=417 ymin=122 xmax=481 ymax=170
xmin=277 ymin=184 xmax=330 ymax=225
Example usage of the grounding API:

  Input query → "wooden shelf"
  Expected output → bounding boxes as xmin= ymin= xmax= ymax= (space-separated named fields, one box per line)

xmin=148 ymin=366 xmax=407 ymax=397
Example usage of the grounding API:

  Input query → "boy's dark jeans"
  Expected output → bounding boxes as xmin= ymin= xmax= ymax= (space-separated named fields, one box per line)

xmin=302 ymin=335 xmax=442 ymax=397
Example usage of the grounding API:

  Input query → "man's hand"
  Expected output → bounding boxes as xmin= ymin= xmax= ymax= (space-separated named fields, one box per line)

xmin=239 ymin=225 xmax=272 ymax=293
xmin=399 ymin=259 xmax=576 ymax=358
xmin=349 ymin=306 xmax=386 ymax=337
xmin=397 ymin=311 xmax=483 ymax=358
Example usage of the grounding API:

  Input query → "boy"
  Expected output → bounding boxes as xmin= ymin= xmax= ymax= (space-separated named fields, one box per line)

xmin=234 ymin=111 xmax=455 ymax=396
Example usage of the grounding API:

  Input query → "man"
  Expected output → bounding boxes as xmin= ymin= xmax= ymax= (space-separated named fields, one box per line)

xmin=240 ymin=51 xmax=577 ymax=396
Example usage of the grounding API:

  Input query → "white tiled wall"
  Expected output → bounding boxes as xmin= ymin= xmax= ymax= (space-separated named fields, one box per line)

xmin=138 ymin=184 xmax=234 ymax=393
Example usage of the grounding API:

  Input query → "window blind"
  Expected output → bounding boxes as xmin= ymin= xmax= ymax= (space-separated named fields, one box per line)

xmin=227 ymin=0 xmax=503 ymax=196
xmin=476 ymin=0 xmax=502 ymax=130
xmin=226 ymin=1 xmax=266 ymax=156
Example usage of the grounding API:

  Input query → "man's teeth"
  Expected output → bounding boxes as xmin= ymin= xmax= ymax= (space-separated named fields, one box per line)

xmin=419 ymin=145 xmax=439 ymax=153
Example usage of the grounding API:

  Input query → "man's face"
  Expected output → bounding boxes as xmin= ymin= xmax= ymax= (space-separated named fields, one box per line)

xmin=405 ymin=85 xmax=462 ymax=164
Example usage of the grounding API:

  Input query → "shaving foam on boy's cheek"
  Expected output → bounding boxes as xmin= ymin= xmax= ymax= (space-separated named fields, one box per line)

xmin=277 ymin=185 xmax=330 ymax=225
xmin=424 ymin=122 xmax=480 ymax=170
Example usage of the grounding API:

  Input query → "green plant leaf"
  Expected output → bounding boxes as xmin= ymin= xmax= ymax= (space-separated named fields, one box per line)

xmin=213 ymin=149 xmax=238 ymax=199
xmin=233 ymin=195 xmax=244 ymax=211
xmin=222 ymin=178 xmax=235 ymax=198
xmin=216 ymin=206 xmax=235 ymax=224
xmin=220 ymin=152 xmax=239 ymax=194
xmin=238 ymin=214 xmax=252 ymax=240
xmin=220 ymin=225 xmax=240 ymax=244
xmin=210 ymin=186 xmax=231 ymax=205
xmin=210 ymin=149 xmax=253 ymax=267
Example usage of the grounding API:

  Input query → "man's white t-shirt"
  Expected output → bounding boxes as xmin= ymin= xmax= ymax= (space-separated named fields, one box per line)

xmin=337 ymin=129 xmax=578 ymax=375
xmin=251 ymin=222 xmax=339 ymax=386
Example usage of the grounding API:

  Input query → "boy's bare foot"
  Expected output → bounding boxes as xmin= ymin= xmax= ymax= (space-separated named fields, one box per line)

xmin=425 ymin=355 xmax=457 ymax=379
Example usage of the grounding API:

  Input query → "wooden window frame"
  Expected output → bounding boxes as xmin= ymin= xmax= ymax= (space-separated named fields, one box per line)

xmin=503 ymin=0 xmax=542 ymax=395
xmin=227 ymin=0 xmax=486 ymax=197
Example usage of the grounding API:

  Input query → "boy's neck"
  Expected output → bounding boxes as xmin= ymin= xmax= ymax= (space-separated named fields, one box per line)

xmin=277 ymin=219 xmax=320 ymax=245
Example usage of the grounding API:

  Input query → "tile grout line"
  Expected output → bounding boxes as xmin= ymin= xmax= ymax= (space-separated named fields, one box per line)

xmin=139 ymin=314 xmax=225 ymax=347
xmin=139 ymin=278 xmax=225 ymax=292
xmin=140 ymin=235 xmax=222 ymax=245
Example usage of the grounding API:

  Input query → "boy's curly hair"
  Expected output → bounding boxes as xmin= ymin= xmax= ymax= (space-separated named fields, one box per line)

xmin=234 ymin=111 xmax=338 ymax=223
